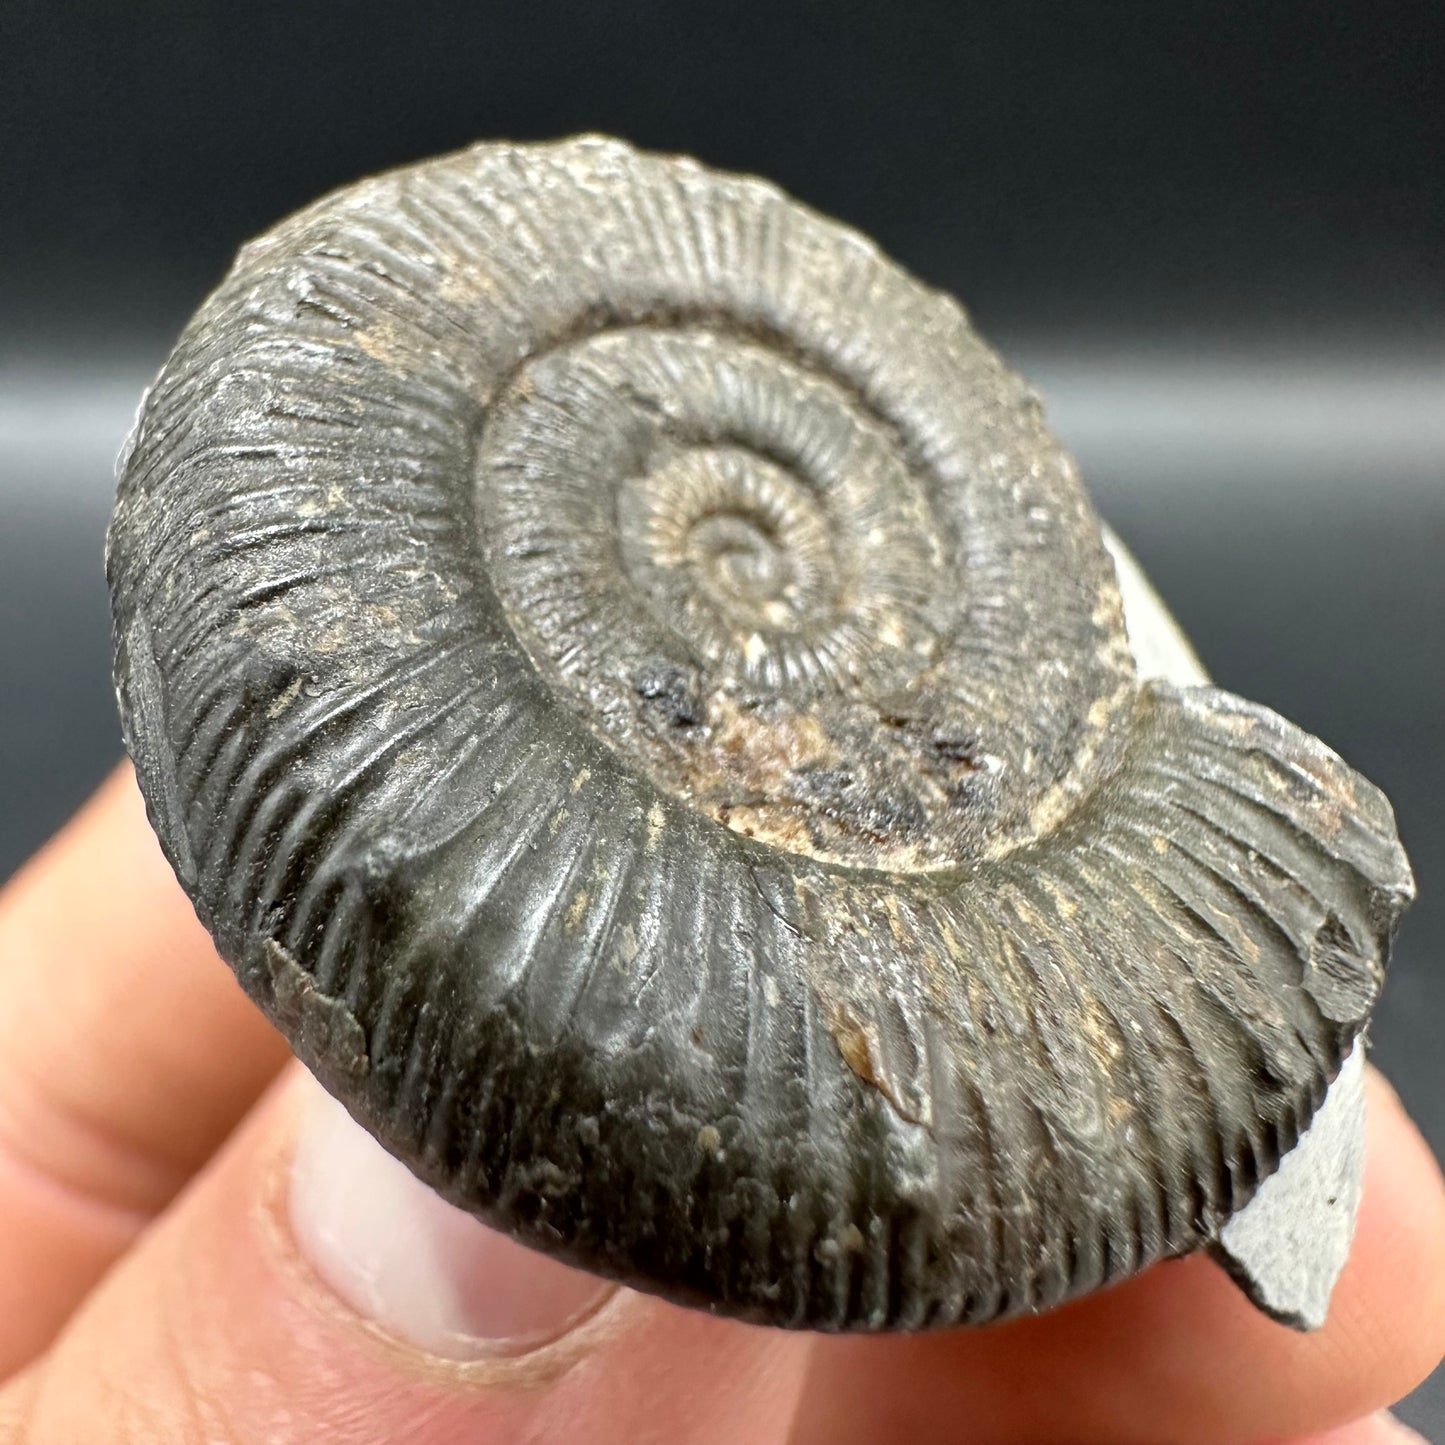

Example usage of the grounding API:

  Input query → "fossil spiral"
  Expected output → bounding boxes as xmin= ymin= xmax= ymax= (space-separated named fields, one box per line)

xmin=107 ymin=137 xmax=1413 ymax=1329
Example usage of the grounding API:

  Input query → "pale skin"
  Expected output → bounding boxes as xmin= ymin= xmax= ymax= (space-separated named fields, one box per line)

xmin=0 ymin=766 xmax=1441 ymax=1444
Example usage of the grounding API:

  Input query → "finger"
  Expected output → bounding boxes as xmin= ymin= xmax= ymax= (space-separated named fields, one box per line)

xmin=4 ymin=1066 xmax=813 ymax=1445
xmin=0 ymin=764 xmax=290 ymax=1372
xmin=791 ymin=1066 xmax=1445 ymax=1445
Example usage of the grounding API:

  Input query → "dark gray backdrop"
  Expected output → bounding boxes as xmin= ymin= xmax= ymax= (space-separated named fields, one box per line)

xmin=2 ymin=2 xmax=1441 ymax=1432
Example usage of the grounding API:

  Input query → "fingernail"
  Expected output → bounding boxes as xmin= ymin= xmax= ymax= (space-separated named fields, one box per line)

xmin=288 ymin=1073 xmax=613 ymax=1359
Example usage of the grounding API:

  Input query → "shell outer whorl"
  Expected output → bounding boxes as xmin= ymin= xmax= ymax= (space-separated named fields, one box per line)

xmin=106 ymin=136 xmax=1415 ymax=1331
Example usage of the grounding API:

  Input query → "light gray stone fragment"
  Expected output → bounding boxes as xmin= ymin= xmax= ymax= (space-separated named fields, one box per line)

xmin=1216 ymin=1045 xmax=1367 ymax=1329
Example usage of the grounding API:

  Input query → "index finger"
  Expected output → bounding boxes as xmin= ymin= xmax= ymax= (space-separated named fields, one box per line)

xmin=0 ymin=765 xmax=290 ymax=1373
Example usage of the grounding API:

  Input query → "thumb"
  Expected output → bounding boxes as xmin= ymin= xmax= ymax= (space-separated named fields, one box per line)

xmin=4 ymin=1066 xmax=811 ymax=1444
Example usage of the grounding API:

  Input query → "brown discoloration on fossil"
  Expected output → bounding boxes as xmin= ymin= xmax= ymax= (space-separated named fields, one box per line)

xmin=825 ymin=999 xmax=930 ymax=1128
xmin=828 ymin=1004 xmax=878 ymax=1086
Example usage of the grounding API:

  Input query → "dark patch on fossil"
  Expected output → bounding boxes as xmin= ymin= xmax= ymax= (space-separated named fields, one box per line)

xmin=107 ymin=136 xmax=1414 ymax=1332
xmin=632 ymin=661 xmax=706 ymax=729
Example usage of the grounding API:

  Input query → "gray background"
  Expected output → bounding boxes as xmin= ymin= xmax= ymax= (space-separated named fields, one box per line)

xmin=1 ymin=1 xmax=1441 ymax=1432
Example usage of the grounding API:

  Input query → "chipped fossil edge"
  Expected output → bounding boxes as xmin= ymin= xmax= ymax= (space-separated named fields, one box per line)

xmin=1105 ymin=524 xmax=1365 ymax=1329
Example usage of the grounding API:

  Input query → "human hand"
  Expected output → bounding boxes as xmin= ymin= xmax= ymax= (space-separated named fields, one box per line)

xmin=0 ymin=768 xmax=1441 ymax=1444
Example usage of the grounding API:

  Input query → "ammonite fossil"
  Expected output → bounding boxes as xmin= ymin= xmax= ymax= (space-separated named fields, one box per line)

xmin=107 ymin=137 xmax=1414 ymax=1331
